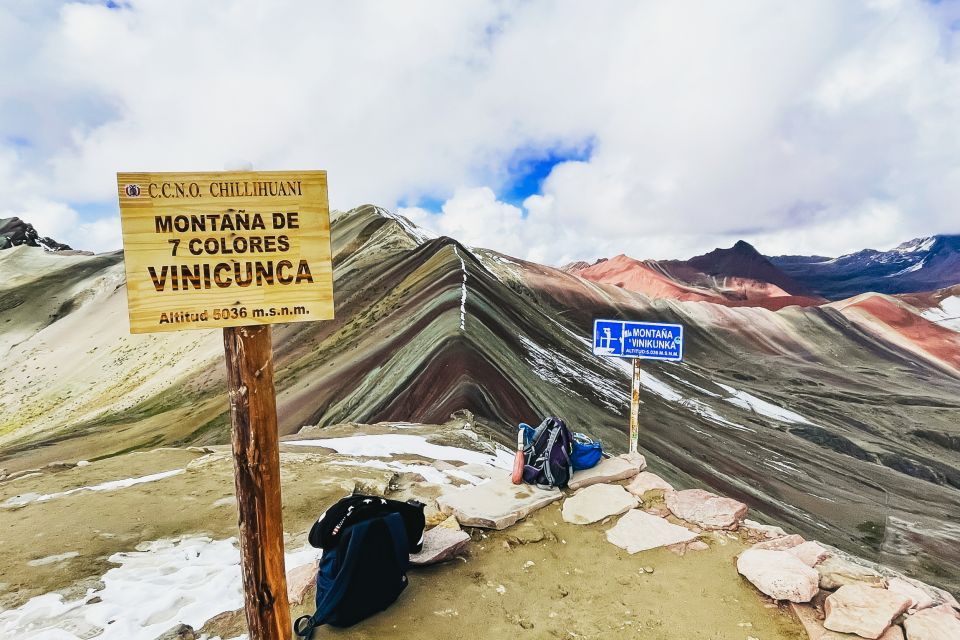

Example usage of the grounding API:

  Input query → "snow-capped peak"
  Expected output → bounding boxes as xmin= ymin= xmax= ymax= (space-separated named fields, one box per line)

xmin=893 ymin=237 xmax=937 ymax=254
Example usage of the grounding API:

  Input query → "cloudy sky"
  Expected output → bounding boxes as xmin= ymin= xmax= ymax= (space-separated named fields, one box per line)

xmin=2 ymin=0 xmax=960 ymax=263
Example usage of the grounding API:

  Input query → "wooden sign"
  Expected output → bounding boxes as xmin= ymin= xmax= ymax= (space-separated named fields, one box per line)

xmin=116 ymin=170 xmax=336 ymax=640
xmin=116 ymin=170 xmax=333 ymax=334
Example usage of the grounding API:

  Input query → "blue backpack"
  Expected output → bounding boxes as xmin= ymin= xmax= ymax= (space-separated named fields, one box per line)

xmin=294 ymin=496 xmax=425 ymax=638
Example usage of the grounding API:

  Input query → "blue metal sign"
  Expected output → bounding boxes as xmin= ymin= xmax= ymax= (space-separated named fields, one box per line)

xmin=592 ymin=319 xmax=684 ymax=361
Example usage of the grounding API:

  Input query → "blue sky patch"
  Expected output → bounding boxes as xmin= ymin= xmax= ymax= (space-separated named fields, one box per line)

xmin=502 ymin=141 xmax=594 ymax=207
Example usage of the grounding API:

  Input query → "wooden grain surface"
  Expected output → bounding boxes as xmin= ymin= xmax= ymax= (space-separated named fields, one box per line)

xmin=117 ymin=170 xmax=333 ymax=334
xmin=223 ymin=325 xmax=291 ymax=640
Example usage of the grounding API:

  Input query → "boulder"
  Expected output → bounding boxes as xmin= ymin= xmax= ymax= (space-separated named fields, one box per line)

xmin=818 ymin=555 xmax=888 ymax=590
xmin=788 ymin=541 xmax=829 ymax=567
xmin=753 ymin=534 xmax=806 ymax=551
xmin=568 ymin=455 xmax=644 ymax=491
xmin=824 ymin=584 xmax=911 ymax=639
xmin=736 ymin=549 xmax=819 ymax=603
xmin=790 ymin=603 xmax=904 ymax=640
xmin=625 ymin=471 xmax=674 ymax=497
xmin=605 ymin=509 xmax=697 ymax=554
xmin=887 ymin=578 xmax=936 ymax=612
xmin=902 ymin=604 xmax=960 ymax=640
xmin=410 ymin=526 xmax=471 ymax=565
xmin=665 ymin=489 xmax=747 ymax=530
xmin=436 ymin=478 xmax=562 ymax=530
xmin=561 ymin=484 xmax=638 ymax=525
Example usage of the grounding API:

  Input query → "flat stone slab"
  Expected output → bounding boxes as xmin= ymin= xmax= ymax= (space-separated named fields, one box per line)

xmin=903 ymin=604 xmax=960 ymax=640
xmin=824 ymin=584 xmax=911 ymax=639
xmin=787 ymin=541 xmax=829 ymax=567
xmin=561 ymin=484 xmax=638 ymax=525
xmin=887 ymin=578 xmax=936 ymax=612
xmin=605 ymin=509 xmax=697 ymax=554
xmin=568 ymin=455 xmax=644 ymax=491
xmin=818 ymin=555 xmax=888 ymax=590
xmin=665 ymin=488 xmax=747 ymax=530
xmin=436 ymin=478 xmax=562 ymax=530
xmin=753 ymin=534 xmax=805 ymax=551
xmin=625 ymin=471 xmax=673 ymax=497
xmin=287 ymin=560 xmax=319 ymax=606
xmin=410 ymin=526 xmax=470 ymax=565
xmin=790 ymin=603 xmax=905 ymax=640
xmin=736 ymin=548 xmax=819 ymax=603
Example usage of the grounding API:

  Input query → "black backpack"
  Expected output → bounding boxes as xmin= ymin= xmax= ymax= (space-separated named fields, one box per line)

xmin=522 ymin=417 xmax=574 ymax=488
xmin=294 ymin=496 xmax=426 ymax=638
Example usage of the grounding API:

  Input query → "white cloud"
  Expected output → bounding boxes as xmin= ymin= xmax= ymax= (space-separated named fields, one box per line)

xmin=0 ymin=0 xmax=958 ymax=260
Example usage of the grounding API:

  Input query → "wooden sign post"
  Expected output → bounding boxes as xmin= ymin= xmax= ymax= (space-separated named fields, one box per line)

xmin=629 ymin=358 xmax=641 ymax=455
xmin=117 ymin=171 xmax=334 ymax=640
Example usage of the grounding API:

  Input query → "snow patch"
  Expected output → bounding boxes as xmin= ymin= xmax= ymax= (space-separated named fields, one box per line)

xmin=717 ymin=383 xmax=811 ymax=424
xmin=0 ymin=536 xmax=319 ymax=640
xmin=376 ymin=206 xmax=435 ymax=244
xmin=920 ymin=295 xmax=960 ymax=332
xmin=287 ymin=434 xmax=512 ymax=470
xmin=2 ymin=469 xmax=185 ymax=508
xmin=886 ymin=258 xmax=925 ymax=277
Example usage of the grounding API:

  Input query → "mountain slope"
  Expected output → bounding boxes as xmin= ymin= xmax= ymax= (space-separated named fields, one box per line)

xmin=772 ymin=235 xmax=960 ymax=300
xmin=0 ymin=205 xmax=957 ymax=593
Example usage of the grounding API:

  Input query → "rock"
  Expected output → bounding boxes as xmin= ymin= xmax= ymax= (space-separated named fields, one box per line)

xmin=817 ymin=555 xmax=888 ymax=590
xmin=434 ymin=515 xmax=462 ymax=531
xmin=42 ymin=461 xmax=75 ymax=471
xmin=788 ymin=541 xmax=829 ymax=567
xmin=431 ymin=460 xmax=457 ymax=472
xmin=887 ymin=578 xmax=936 ymax=612
xmin=743 ymin=519 xmax=788 ymax=539
xmin=824 ymin=584 xmax=911 ymax=639
xmin=618 ymin=451 xmax=648 ymax=469
xmin=567 ymin=456 xmax=643 ymax=491
xmin=455 ymin=463 xmax=509 ymax=481
xmin=605 ymin=509 xmax=697 ymax=554
xmin=625 ymin=471 xmax=674 ymax=497
xmin=752 ymin=534 xmax=806 ymax=551
xmin=561 ymin=484 xmax=638 ymax=525
xmin=790 ymin=603 xmax=905 ymax=640
xmin=506 ymin=520 xmax=549 ymax=545
xmin=436 ymin=478 xmax=562 ymax=530
xmin=287 ymin=559 xmax=319 ymax=605
xmin=902 ymin=604 xmax=960 ymax=640
xmin=665 ymin=489 xmax=748 ymax=530
xmin=410 ymin=526 xmax=471 ymax=565
xmin=687 ymin=540 xmax=710 ymax=552
xmin=736 ymin=549 xmax=820 ymax=603
xmin=153 ymin=624 xmax=196 ymax=640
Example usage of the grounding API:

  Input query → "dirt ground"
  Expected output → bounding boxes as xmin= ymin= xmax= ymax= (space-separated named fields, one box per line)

xmin=0 ymin=445 xmax=806 ymax=640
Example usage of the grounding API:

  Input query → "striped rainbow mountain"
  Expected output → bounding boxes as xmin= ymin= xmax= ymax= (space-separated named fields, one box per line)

xmin=0 ymin=205 xmax=958 ymax=593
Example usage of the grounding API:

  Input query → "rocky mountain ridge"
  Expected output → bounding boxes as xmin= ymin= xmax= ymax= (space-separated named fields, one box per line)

xmin=0 ymin=217 xmax=73 ymax=252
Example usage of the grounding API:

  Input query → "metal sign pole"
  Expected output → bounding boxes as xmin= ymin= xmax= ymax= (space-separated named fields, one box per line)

xmin=223 ymin=325 xmax=291 ymax=640
xmin=629 ymin=357 xmax=641 ymax=454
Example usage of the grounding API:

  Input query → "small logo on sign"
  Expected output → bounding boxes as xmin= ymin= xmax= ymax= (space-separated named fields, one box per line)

xmin=125 ymin=184 xmax=141 ymax=197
